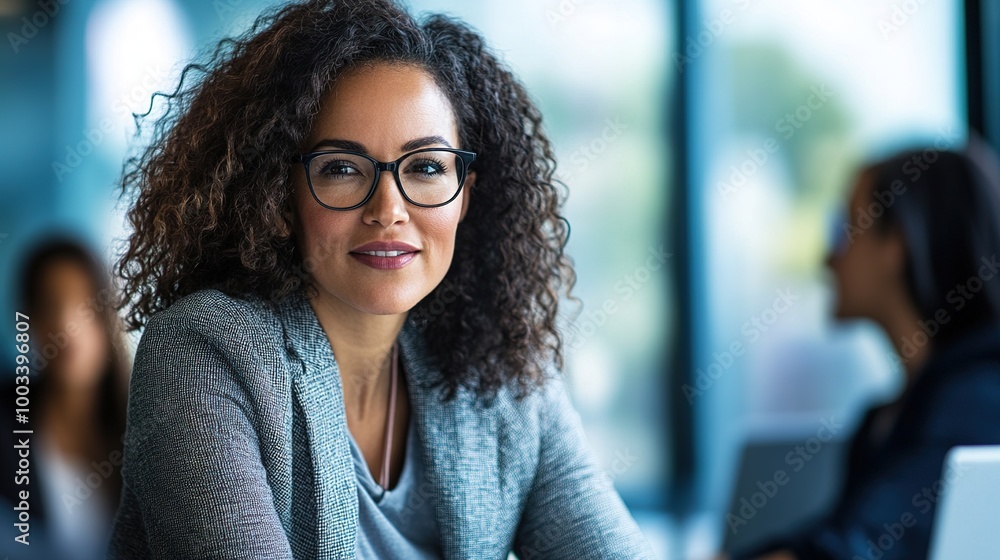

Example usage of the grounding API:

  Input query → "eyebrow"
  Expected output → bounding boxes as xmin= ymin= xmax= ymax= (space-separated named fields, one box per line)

xmin=309 ymin=135 xmax=453 ymax=154
xmin=311 ymin=138 xmax=366 ymax=152
xmin=401 ymin=135 xmax=453 ymax=151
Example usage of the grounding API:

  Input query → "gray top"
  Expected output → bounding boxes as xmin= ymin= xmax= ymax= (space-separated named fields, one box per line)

xmin=348 ymin=418 xmax=440 ymax=559
xmin=106 ymin=288 xmax=656 ymax=559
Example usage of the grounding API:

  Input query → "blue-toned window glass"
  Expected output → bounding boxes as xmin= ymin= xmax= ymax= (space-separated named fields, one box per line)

xmin=84 ymin=0 xmax=191 ymax=351
xmin=686 ymin=0 xmax=965 ymax=553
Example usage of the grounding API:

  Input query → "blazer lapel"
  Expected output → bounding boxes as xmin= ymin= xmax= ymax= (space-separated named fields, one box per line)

xmin=398 ymin=320 xmax=506 ymax=559
xmin=278 ymin=291 xmax=507 ymax=559
xmin=279 ymin=292 xmax=358 ymax=557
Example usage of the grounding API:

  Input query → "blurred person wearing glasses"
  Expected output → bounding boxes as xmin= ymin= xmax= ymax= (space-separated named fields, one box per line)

xmin=105 ymin=1 xmax=654 ymax=558
xmin=736 ymin=141 xmax=1000 ymax=560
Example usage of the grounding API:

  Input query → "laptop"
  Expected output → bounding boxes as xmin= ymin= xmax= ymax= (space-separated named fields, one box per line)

xmin=928 ymin=446 xmax=1000 ymax=560
xmin=721 ymin=438 xmax=847 ymax=557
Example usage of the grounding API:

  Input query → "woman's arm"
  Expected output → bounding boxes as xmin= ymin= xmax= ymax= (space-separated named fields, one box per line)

xmin=512 ymin=373 xmax=656 ymax=559
xmin=113 ymin=306 xmax=294 ymax=559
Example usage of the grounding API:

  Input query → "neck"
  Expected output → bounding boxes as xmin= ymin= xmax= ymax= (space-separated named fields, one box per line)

xmin=42 ymin=379 xmax=102 ymax=457
xmin=47 ymin=379 xmax=100 ymax=421
xmin=307 ymin=291 xmax=405 ymax=419
xmin=879 ymin=301 xmax=933 ymax=380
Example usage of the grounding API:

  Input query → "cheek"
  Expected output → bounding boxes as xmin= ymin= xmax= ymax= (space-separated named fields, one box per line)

xmin=422 ymin=210 xmax=463 ymax=252
xmin=77 ymin=321 xmax=109 ymax=361
xmin=293 ymin=182 xmax=317 ymax=234
xmin=294 ymin=185 xmax=343 ymax=256
xmin=434 ymin=192 xmax=467 ymax=234
xmin=838 ymin=249 xmax=863 ymax=282
xmin=840 ymin=244 xmax=882 ymax=294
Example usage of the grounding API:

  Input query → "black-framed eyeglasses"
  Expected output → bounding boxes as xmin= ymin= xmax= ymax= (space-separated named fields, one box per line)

xmin=293 ymin=148 xmax=477 ymax=211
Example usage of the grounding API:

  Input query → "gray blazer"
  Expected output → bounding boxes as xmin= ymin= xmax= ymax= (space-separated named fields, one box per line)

xmin=107 ymin=288 xmax=655 ymax=559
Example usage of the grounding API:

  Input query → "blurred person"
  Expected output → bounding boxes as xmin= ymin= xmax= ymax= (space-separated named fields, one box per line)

xmin=106 ymin=1 xmax=654 ymax=558
xmin=1 ymin=238 xmax=130 ymax=560
xmin=735 ymin=141 xmax=1000 ymax=560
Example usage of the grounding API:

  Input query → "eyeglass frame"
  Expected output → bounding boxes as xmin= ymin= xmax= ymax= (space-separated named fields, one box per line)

xmin=293 ymin=147 xmax=477 ymax=211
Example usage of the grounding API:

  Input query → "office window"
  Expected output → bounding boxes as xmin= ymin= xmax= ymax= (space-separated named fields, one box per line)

xmin=686 ymin=0 xmax=965 ymax=542
xmin=83 ymin=0 xmax=192 ymax=257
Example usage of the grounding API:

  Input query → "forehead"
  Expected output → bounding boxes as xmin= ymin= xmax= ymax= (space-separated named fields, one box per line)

xmin=306 ymin=63 xmax=459 ymax=157
xmin=37 ymin=259 xmax=95 ymax=299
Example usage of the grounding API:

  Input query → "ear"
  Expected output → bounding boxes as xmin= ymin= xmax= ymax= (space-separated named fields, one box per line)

xmin=459 ymin=171 xmax=475 ymax=222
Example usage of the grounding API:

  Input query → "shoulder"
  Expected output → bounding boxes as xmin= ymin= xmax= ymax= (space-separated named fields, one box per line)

xmin=921 ymin=359 xmax=1000 ymax=441
xmin=145 ymin=288 xmax=281 ymax=338
xmin=484 ymin=365 xmax=579 ymax=439
xmin=926 ymin=358 xmax=1000 ymax=410
xmin=126 ymin=290 xmax=291 ymax=444
xmin=132 ymin=289 xmax=290 ymax=394
xmin=138 ymin=289 xmax=286 ymax=358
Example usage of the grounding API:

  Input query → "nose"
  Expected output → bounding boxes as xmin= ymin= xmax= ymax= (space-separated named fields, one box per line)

xmin=362 ymin=170 xmax=409 ymax=227
xmin=824 ymin=212 xmax=849 ymax=270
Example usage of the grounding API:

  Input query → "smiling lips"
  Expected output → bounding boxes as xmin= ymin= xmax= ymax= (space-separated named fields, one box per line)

xmin=349 ymin=241 xmax=420 ymax=270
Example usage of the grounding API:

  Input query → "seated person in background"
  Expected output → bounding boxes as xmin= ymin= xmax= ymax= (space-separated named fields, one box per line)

xmin=741 ymin=141 xmax=1000 ymax=560
xmin=1 ymin=238 xmax=130 ymax=560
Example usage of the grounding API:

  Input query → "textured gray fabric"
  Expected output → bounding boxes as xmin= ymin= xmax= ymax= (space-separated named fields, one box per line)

xmin=349 ymin=416 xmax=440 ymax=559
xmin=106 ymin=288 xmax=656 ymax=559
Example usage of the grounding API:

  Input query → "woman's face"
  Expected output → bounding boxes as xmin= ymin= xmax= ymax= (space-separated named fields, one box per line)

xmin=826 ymin=172 xmax=906 ymax=321
xmin=33 ymin=259 xmax=110 ymax=388
xmin=291 ymin=63 xmax=473 ymax=316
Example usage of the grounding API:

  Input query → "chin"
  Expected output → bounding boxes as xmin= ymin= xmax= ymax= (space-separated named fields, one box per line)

xmin=831 ymin=302 xmax=850 ymax=320
xmin=832 ymin=302 xmax=868 ymax=322
xmin=348 ymin=293 xmax=420 ymax=316
xmin=363 ymin=304 xmax=414 ymax=316
xmin=830 ymin=286 xmax=858 ymax=320
xmin=830 ymin=295 xmax=850 ymax=320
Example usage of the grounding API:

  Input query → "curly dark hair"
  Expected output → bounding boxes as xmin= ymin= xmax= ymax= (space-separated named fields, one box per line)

xmin=116 ymin=0 xmax=576 ymax=401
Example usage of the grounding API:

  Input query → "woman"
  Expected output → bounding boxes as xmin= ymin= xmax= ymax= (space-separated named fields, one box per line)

xmin=1 ymin=238 xmax=130 ymax=560
xmin=740 ymin=141 xmax=1000 ymax=559
xmin=106 ymin=1 xmax=654 ymax=558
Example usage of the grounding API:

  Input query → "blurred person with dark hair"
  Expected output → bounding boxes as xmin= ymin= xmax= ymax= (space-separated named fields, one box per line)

xmin=737 ymin=140 xmax=1000 ymax=560
xmin=1 ymin=237 xmax=130 ymax=560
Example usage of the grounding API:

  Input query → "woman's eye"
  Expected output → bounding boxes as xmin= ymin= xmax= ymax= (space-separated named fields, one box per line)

xmin=318 ymin=161 xmax=360 ymax=177
xmin=407 ymin=159 xmax=447 ymax=177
